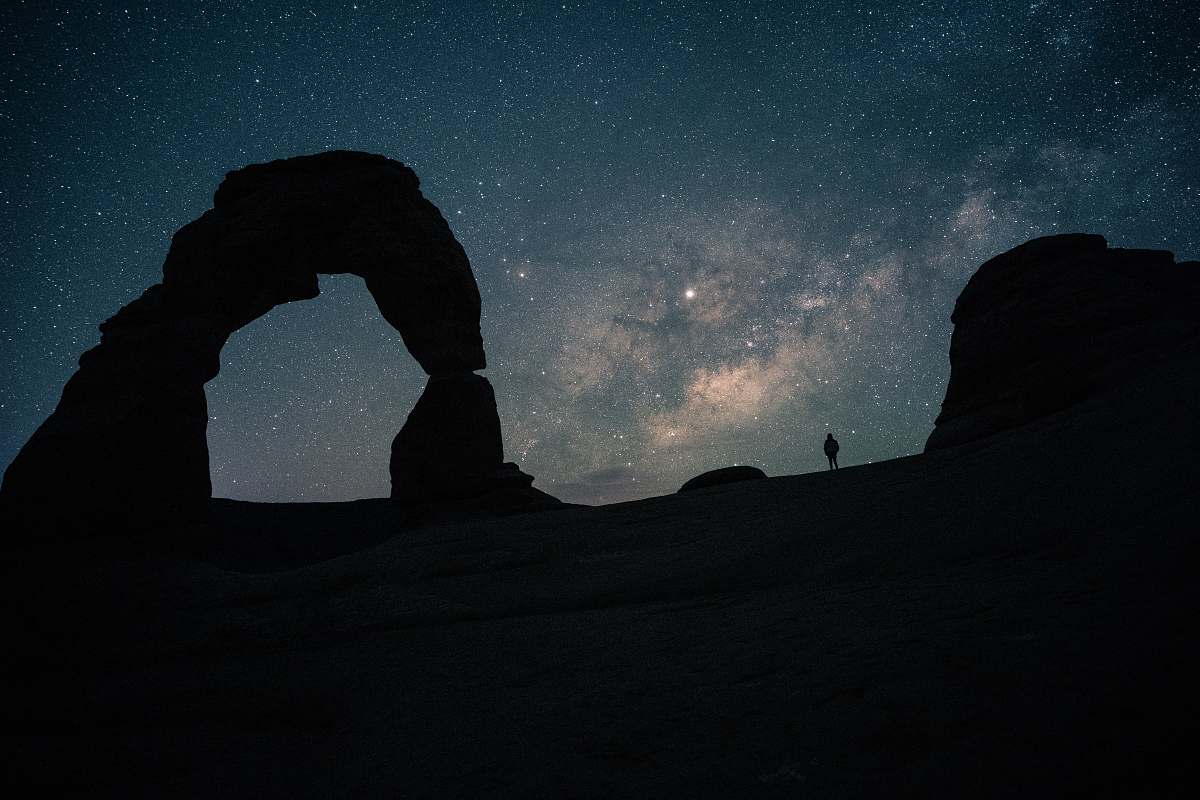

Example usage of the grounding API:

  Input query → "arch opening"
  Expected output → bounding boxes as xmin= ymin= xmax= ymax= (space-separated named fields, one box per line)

xmin=207 ymin=274 xmax=425 ymax=502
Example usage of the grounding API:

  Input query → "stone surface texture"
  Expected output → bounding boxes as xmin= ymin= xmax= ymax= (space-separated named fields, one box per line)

xmin=926 ymin=233 xmax=1200 ymax=451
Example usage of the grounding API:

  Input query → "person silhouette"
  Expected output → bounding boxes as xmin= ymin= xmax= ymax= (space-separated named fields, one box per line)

xmin=823 ymin=433 xmax=840 ymax=470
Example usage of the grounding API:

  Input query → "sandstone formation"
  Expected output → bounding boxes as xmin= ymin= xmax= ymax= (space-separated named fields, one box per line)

xmin=1 ymin=151 xmax=546 ymax=523
xmin=926 ymin=234 xmax=1200 ymax=451
xmin=389 ymin=373 xmax=543 ymax=508
xmin=678 ymin=465 xmax=767 ymax=493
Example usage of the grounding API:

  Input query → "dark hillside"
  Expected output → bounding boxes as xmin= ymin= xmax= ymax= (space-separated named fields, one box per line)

xmin=3 ymin=235 xmax=1198 ymax=796
xmin=4 ymin=332 xmax=1197 ymax=797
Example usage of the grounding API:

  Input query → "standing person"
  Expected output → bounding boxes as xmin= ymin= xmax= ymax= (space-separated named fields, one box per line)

xmin=824 ymin=433 xmax=840 ymax=470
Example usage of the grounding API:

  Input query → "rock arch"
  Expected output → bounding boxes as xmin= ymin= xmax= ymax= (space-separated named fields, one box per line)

xmin=2 ymin=151 xmax=540 ymax=523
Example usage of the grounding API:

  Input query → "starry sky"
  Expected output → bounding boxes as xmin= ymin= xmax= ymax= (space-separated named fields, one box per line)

xmin=2 ymin=1 xmax=1197 ymax=505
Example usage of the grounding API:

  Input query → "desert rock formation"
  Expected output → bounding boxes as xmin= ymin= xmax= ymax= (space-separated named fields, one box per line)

xmin=926 ymin=233 xmax=1199 ymax=451
xmin=1 ymin=151 xmax=543 ymax=521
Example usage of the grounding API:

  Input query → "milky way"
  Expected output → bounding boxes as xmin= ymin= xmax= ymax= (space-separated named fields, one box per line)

xmin=2 ymin=1 xmax=1196 ymax=503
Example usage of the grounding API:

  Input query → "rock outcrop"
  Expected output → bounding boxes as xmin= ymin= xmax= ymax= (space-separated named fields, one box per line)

xmin=926 ymin=233 xmax=1200 ymax=451
xmin=678 ymin=465 xmax=767 ymax=493
xmin=1 ymin=151 xmax=549 ymax=525
xmin=390 ymin=373 xmax=538 ymax=504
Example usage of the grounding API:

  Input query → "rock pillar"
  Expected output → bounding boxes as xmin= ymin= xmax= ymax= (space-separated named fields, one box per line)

xmin=389 ymin=373 xmax=535 ymax=506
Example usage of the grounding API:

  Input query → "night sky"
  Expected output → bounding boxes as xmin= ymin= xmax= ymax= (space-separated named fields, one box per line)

xmin=2 ymin=1 xmax=1196 ymax=505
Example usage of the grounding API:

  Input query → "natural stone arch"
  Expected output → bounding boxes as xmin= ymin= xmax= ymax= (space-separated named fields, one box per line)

xmin=2 ymin=151 xmax=541 ymax=524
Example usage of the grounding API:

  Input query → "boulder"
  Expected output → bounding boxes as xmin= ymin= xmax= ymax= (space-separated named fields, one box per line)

xmin=678 ymin=466 xmax=767 ymax=493
xmin=926 ymin=233 xmax=1200 ymax=451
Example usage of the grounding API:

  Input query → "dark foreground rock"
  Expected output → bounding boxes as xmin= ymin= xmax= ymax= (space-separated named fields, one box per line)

xmin=678 ymin=465 xmax=767 ymax=492
xmin=3 ymin=336 xmax=1197 ymax=797
xmin=926 ymin=233 xmax=1200 ymax=451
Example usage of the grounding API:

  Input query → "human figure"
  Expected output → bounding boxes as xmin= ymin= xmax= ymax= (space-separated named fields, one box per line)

xmin=823 ymin=433 xmax=839 ymax=470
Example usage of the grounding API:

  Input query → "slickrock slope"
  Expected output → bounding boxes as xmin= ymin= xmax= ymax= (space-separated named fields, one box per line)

xmin=3 ymin=234 xmax=1197 ymax=797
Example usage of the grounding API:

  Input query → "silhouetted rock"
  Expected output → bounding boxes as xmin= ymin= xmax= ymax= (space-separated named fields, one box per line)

xmin=926 ymin=233 xmax=1200 ymax=451
xmin=1 ymin=283 xmax=217 ymax=523
xmin=391 ymin=379 xmax=559 ymax=512
xmin=1 ymin=151 xmax=553 ymax=525
xmin=164 ymin=150 xmax=486 ymax=374
xmin=392 ymin=373 xmax=523 ymax=503
xmin=678 ymin=465 xmax=767 ymax=492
